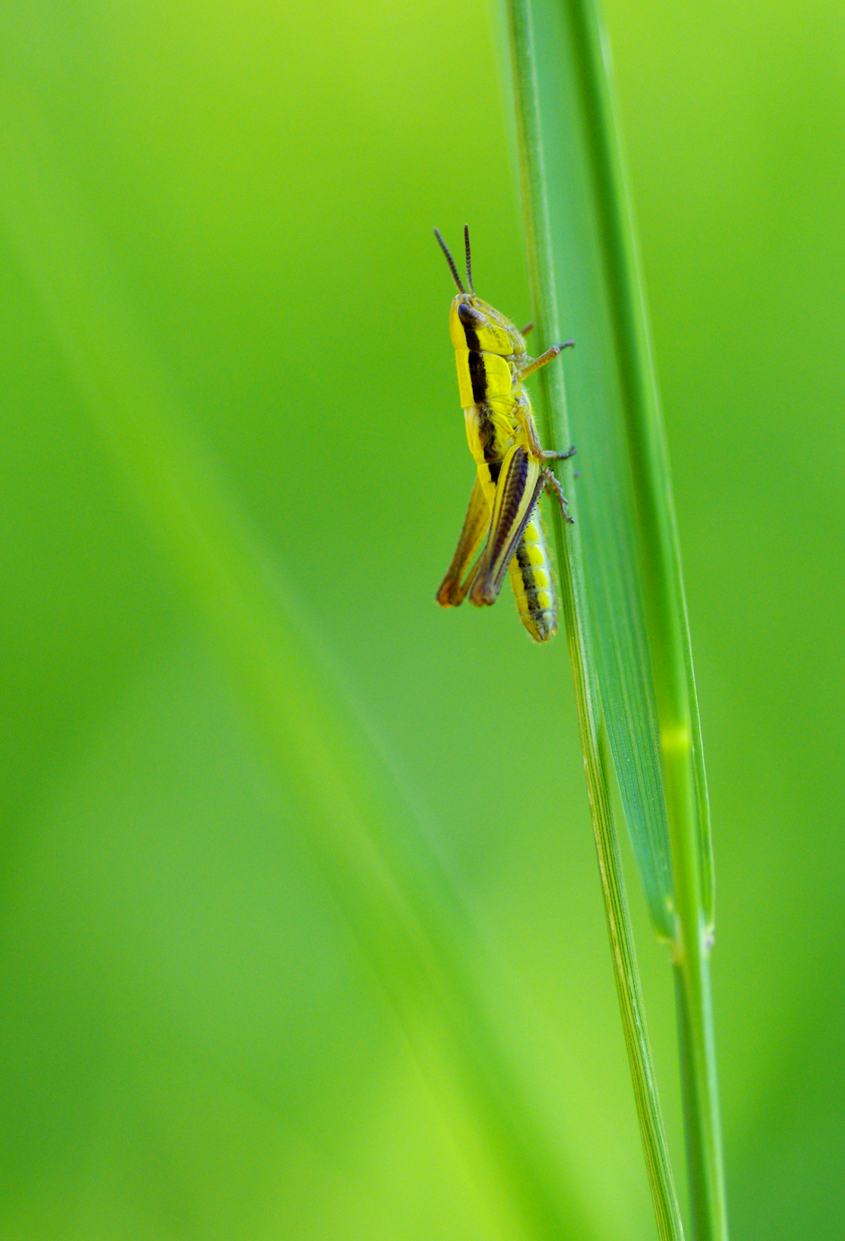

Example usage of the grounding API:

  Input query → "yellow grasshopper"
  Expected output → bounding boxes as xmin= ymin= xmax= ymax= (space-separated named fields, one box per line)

xmin=434 ymin=225 xmax=575 ymax=643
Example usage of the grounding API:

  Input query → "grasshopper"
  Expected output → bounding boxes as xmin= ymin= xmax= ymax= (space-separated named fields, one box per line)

xmin=434 ymin=225 xmax=575 ymax=643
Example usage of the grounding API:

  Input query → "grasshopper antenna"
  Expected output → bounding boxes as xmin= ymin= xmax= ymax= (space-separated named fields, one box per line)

xmin=464 ymin=224 xmax=475 ymax=294
xmin=433 ymin=228 xmax=467 ymax=294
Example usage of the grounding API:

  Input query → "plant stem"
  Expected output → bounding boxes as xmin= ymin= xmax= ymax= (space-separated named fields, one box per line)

xmin=557 ymin=0 xmax=729 ymax=1235
xmin=505 ymin=2 xmax=685 ymax=1238
xmin=504 ymin=0 xmax=729 ymax=1235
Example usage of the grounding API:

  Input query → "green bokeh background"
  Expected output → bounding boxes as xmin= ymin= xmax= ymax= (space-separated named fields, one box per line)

xmin=1 ymin=1 xmax=843 ymax=1238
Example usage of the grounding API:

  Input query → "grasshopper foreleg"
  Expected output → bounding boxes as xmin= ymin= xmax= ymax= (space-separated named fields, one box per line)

xmin=518 ymin=340 xmax=575 ymax=381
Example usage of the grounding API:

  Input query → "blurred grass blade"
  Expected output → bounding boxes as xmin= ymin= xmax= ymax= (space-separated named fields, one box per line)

xmin=0 ymin=91 xmax=605 ymax=1240
xmin=503 ymin=0 xmax=726 ymax=1239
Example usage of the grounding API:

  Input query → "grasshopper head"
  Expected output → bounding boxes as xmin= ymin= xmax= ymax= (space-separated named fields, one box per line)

xmin=434 ymin=227 xmax=525 ymax=358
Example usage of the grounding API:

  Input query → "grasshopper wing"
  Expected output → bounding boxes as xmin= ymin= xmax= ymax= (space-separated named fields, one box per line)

xmin=436 ymin=475 xmax=491 ymax=607
xmin=469 ymin=446 xmax=544 ymax=607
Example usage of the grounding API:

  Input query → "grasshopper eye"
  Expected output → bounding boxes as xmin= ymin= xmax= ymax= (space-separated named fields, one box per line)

xmin=457 ymin=303 xmax=487 ymax=328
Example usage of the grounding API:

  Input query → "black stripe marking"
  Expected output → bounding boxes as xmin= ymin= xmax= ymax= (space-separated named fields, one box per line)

xmin=461 ymin=318 xmax=489 ymax=406
xmin=514 ymin=535 xmax=543 ymax=605
xmin=458 ymin=303 xmax=486 ymax=330
xmin=477 ymin=405 xmax=498 ymax=463
xmin=467 ymin=350 xmax=486 ymax=404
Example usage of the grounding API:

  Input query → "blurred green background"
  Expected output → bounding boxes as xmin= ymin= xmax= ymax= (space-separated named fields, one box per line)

xmin=0 ymin=0 xmax=843 ymax=1237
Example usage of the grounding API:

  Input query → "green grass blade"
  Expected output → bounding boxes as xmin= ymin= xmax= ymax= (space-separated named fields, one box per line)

xmin=553 ymin=3 xmax=727 ymax=1236
xmin=504 ymin=2 xmax=684 ymax=1239
xmin=503 ymin=0 xmax=727 ymax=1238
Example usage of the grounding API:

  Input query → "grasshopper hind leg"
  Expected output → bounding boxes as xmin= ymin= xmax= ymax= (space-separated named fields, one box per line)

xmin=436 ymin=476 xmax=491 ymax=607
xmin=541 ymin=467 xmax=575 ymax=523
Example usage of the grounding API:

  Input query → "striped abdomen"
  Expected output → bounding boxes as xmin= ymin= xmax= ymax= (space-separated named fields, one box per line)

xmin=507 ymin=502 xmax=558 ymax=642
